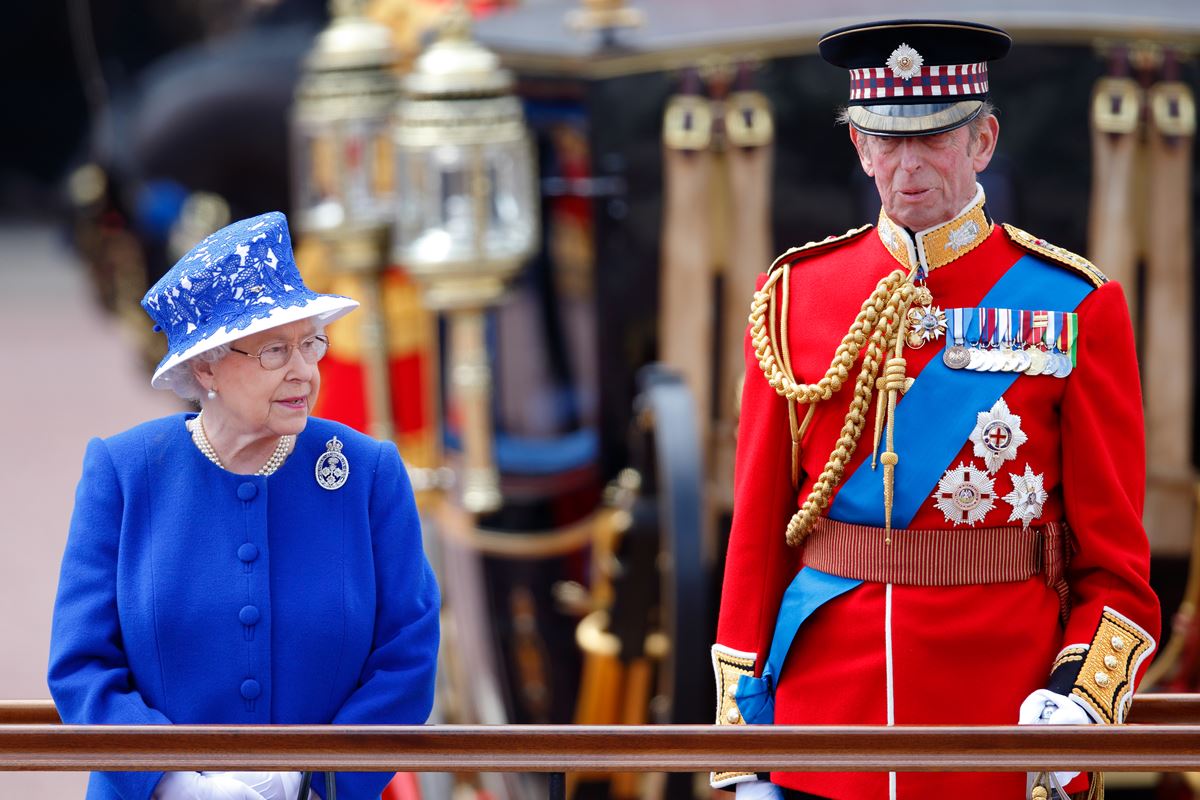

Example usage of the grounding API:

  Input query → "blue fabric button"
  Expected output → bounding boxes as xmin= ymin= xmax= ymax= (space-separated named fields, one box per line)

xmin=240 ymin=679 xmax=261 ymax=700
xmin=237 ymin=482 xmax=257 ymax=501
xmin=238 ymin=605 xmax=260 ymax=626
xmin=237 ymin=543 xmax=259 ymax=563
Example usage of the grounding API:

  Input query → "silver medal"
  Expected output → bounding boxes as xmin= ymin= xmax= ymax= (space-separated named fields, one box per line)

xmin=942 ymin=308 xmax=970 ymax=369
xmin=943 ymin=345 xmax=971 ymax=369
xmin=1052 ymin=353 xmax=1073 ymax=378
xmin=986 ymin=348 xmax=1005 ymax=372
xmin=1026 ymin=348 xmax=1047 ymax=376
xmin=315 ymin=435 xmax=350 ymax=490
xmin=993 ymin=347 xmax=1012 ymax=374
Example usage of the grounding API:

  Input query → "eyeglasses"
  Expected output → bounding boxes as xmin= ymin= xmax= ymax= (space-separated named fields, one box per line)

xmin=229 ymin=335 xmax=330 ymax=370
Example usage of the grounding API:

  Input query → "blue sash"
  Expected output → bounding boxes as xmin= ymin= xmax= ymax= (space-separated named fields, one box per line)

xmin=828 ymin=254 xmax=1095 ymax=527
xmin=734 ymin=254 xmax=1095 ymax=725
xmin=735 ymin=568 xmax=860 ymax=724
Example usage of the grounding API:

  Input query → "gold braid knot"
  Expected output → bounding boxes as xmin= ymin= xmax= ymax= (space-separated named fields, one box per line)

xmin=748 ymin=266 xmax=915 ymax=547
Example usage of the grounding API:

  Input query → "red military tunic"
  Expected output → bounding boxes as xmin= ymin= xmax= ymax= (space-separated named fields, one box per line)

xmin=711 ymin=190 xmax=1160 ymax=799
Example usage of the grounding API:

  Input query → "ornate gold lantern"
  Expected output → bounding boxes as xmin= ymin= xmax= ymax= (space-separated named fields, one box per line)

xmin=393 ymin=5 xmax=539 ymax=513
xmin=291 ymin=0 xmax=398 ymax=441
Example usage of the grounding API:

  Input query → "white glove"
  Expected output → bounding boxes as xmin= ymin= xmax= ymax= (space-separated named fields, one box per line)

xmin=204 ymin=772 xmax=303 ymax=800
xmin=735 ymin=779 xmax=784 ymax=800
xmin=153 ymin=771 xmax=267 ymax=800
xmin=1018 ymin=688 xmax=1093 ymax=789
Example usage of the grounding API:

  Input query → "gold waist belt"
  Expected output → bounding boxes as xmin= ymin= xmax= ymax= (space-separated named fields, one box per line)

xmin=805 ymin=517 xmax=1070 ymax=619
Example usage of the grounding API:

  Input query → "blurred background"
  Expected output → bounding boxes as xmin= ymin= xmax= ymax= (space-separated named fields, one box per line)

xmin=2 ymin=1 xmax=1199 ymax=798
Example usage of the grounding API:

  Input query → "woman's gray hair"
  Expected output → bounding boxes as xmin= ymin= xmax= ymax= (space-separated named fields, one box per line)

xmin=162 ymin=344 xmax=233 ymax=403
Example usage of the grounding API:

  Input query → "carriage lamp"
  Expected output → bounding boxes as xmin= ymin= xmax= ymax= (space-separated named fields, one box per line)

xmin=392 ymin=2 xmax=538 ymax=513
xmin=292 ymin=0 xmax=400 ymax=441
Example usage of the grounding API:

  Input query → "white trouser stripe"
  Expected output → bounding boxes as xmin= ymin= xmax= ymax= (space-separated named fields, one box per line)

xmin=886 ymin=583 xmax=896 ymax=800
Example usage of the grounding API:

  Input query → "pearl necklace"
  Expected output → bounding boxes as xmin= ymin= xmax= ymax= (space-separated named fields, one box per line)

xmin=189 ymin=413 xmax=294 ymax=477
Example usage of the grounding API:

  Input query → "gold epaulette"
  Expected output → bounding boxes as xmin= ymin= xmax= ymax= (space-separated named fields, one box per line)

xmin=1001 ymin=224 xmax=1108 ymax=288
xmin=767 ymin=224 xmax=874 ymax=274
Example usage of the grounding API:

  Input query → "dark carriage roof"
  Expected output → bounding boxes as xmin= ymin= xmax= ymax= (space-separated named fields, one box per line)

xmin=474 ymin=0 xmax=1200 ymax=78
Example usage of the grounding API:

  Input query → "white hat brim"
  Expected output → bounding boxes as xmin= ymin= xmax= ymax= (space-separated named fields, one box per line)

xmin=150 ymin=295 xmax=360 ymax=390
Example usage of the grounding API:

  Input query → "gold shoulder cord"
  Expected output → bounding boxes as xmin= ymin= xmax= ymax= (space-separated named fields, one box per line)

xmin=750 ymin=262 xmax=917 ymax=546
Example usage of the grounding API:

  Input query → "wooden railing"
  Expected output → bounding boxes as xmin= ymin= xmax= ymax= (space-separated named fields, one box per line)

xmin=4 ymin=698 xmax=1200 ymax=798
xmin=6 ymin=695 xmax=1199 ymax=727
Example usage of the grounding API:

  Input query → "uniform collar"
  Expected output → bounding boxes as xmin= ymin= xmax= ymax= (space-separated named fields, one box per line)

xmin=876 ymin=184 xmax=993 ymax=278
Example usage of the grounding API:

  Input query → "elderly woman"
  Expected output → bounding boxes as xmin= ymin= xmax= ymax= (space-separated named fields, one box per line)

xmin=48 ymin=212 xmax=440 ymax=800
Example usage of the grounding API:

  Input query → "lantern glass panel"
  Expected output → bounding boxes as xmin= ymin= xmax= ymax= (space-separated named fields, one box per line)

xmin=395 ymin=137 xmax=536 ymax=268
xmin=292 ymin=117 xmax=395 ymax=234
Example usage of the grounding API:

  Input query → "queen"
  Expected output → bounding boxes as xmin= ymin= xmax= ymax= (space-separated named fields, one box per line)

xmin=48 ymin=211 xmax=440 ymax=800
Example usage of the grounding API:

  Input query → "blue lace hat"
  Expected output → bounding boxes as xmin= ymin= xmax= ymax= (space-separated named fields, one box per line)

xmin=142 ymin=211 xmax=358 ymax=390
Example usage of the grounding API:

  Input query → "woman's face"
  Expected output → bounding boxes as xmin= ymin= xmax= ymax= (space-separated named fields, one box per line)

xmin=196 ymin=319 xmax=322 ymax=437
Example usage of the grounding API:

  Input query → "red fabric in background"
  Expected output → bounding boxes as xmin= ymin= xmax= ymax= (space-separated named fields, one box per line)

xmin=382 ymin=773 xmax=421 ymax=800
xmin=314 ymin=352 xmax=429 ymax=437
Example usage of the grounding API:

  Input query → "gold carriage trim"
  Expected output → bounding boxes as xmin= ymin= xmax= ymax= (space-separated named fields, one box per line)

xmin=767 ymin=224 xmax=874 ymax=274
xmin=1071 ymin=607 xmax=1156 ymax=724
xmin=1002 ymin=224 xmax=1108 ymax=288
xmin=710 ymin=644 xmax=758 ymax=787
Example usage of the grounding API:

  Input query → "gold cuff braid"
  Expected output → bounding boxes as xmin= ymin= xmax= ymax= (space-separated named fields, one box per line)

xmin=1071 ymin=609 xmax=1155 ymax=724
xmin=711 ymin=645 xmax=757 ymax=787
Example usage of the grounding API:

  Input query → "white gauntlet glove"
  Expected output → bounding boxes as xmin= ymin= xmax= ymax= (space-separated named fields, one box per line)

xmin=152 ymin=771 xmax=267 ymax=800
xmin=205 ymin=772 xmax=304 ymax=800
xmin=734 ymin=779 xmax=783 ymax=800
xmin=1018 ymin=688 xmax=1093 ymax=789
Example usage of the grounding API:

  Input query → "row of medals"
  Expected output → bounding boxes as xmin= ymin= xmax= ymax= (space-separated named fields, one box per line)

xmin=904 ymin=287 xmax=1074 ymax=378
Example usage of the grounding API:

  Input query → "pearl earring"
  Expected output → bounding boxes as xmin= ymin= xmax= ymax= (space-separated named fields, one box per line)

xmin=207 ymin=388 xmax=217 ymax=400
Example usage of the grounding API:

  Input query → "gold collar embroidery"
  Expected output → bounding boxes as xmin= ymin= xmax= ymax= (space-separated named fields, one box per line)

xmin=876 ymin=185 xmax=993 ymax=276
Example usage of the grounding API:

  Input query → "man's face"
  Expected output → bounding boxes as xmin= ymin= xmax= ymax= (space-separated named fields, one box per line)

xmin=850 ymin=115 xmax=998 ymax=232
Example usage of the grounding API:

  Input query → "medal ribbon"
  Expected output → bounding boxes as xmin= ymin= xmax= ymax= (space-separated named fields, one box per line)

xmin=1061 ymin=312 xmax=1079 ymax=366
xmin=1032 ymin=311 xmax=1049 ymax=350
xmin=828 ymin=255 xmax=1095 ymax=527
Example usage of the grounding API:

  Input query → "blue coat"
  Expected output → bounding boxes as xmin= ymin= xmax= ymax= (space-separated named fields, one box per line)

xmin=48 ymin=415 xmax=440 ymax=800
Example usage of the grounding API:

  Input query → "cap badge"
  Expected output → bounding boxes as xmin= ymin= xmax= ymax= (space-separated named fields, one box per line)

xmin=316 ymin=435 xmax=350 ymax=491
xmin=887 ymin=43 xmax=924 ymax=81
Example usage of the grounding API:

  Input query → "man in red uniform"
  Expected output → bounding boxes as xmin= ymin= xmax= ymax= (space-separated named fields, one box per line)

xmin=712 ymin=19 xmax=1160 ymax=800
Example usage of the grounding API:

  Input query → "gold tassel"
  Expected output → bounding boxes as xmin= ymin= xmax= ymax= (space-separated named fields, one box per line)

xmin=880 ymin=317 xmax=911 ymax=544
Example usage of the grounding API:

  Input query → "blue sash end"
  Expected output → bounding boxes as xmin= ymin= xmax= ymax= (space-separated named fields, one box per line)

xmin=733 ymin=568 xmax=861 ymax=725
